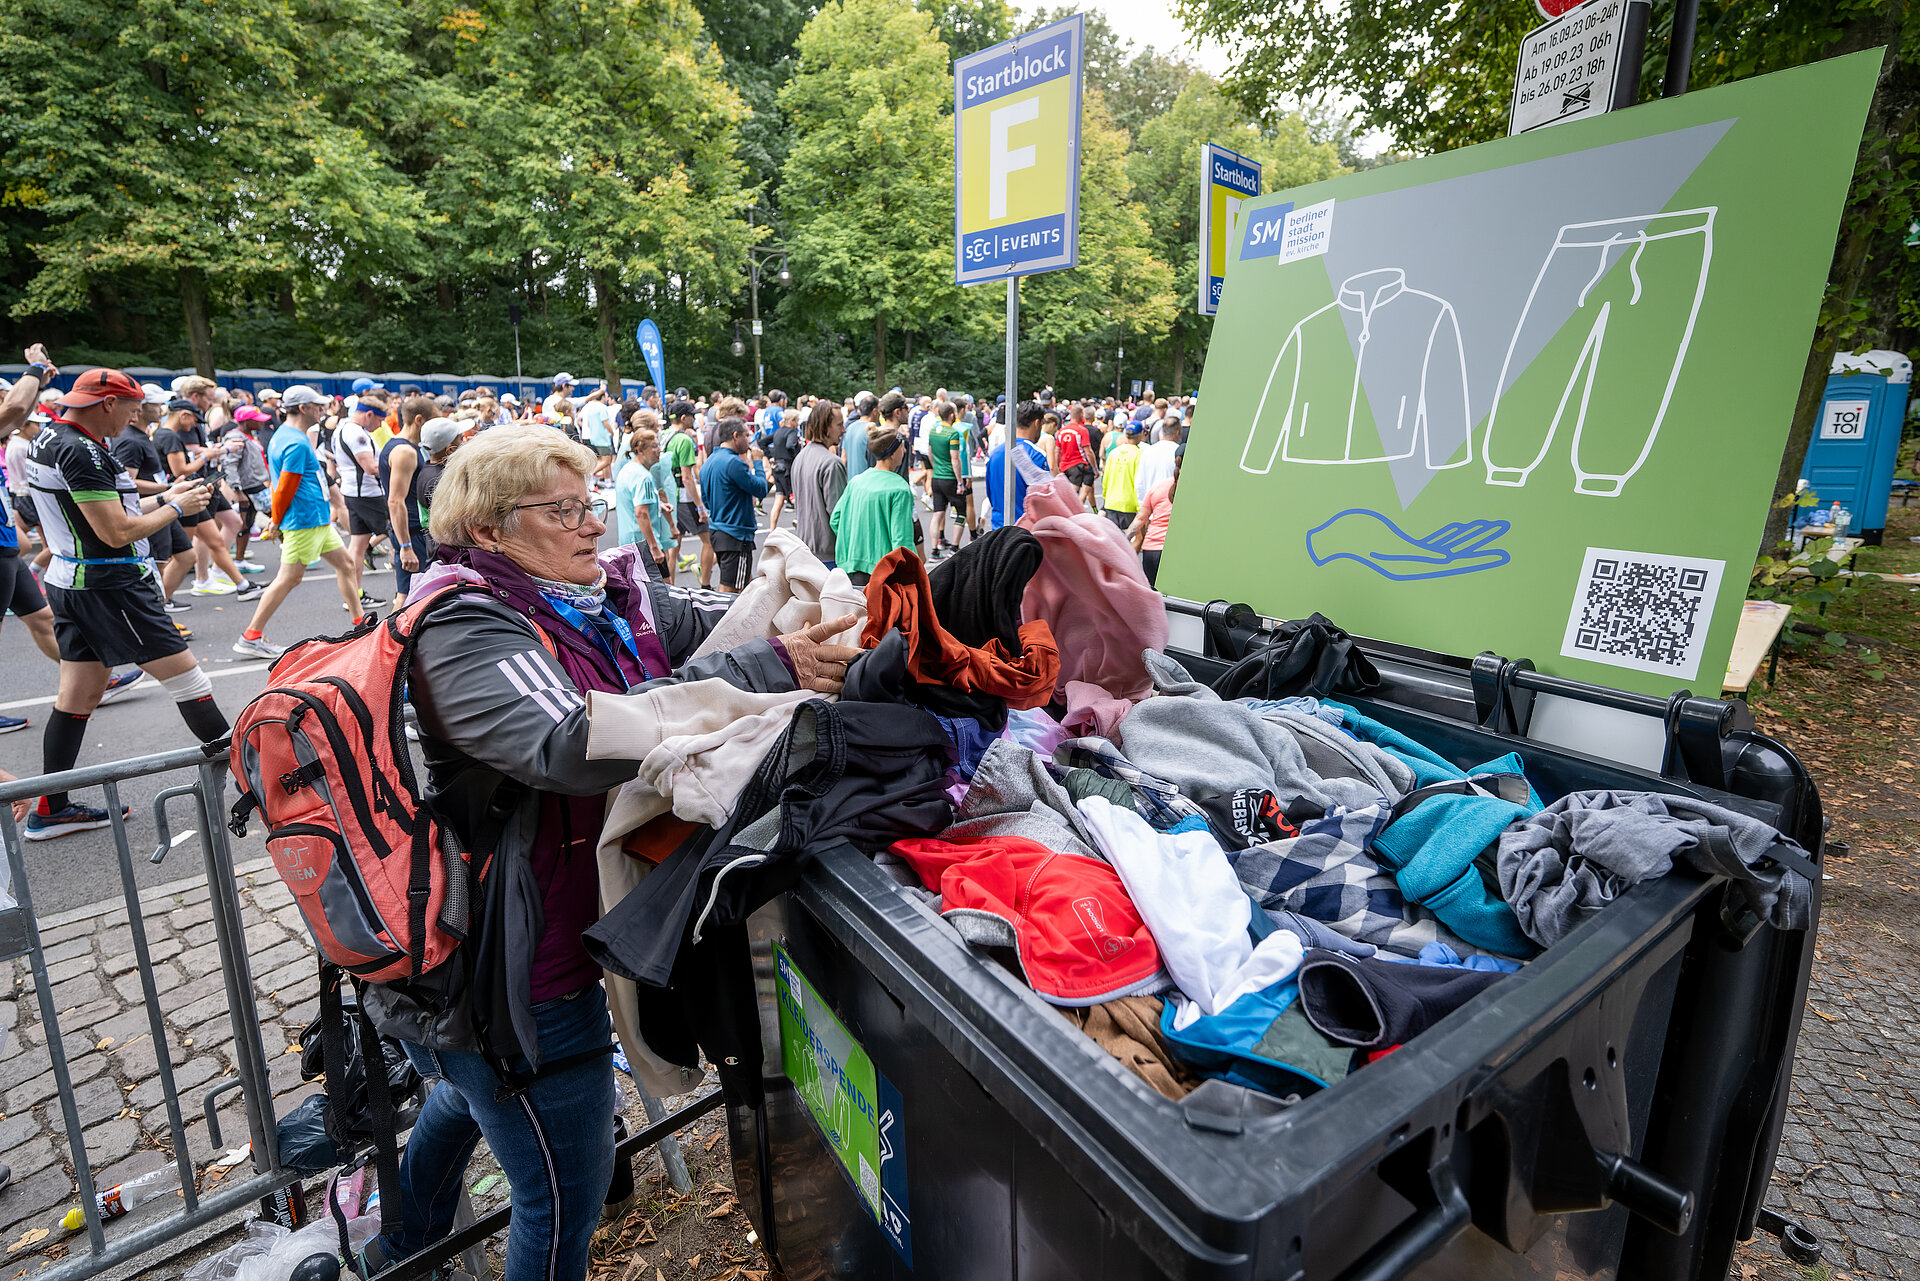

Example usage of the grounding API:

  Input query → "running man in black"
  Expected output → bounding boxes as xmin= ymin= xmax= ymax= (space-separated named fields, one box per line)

xmin=22 ymin=368 xmax=231 ymax=840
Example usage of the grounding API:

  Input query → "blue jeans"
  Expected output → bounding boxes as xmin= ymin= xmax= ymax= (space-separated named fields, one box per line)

xmin=378 ymin=985 xmax=615 ymax=1281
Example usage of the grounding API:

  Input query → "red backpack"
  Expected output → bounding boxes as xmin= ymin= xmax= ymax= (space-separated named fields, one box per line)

xmin=227 ymin=583 xmax=527 ymax=983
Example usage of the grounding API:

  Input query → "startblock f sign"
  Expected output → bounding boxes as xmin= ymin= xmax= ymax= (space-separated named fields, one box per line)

xmin=953 ymin=14 xmax=1083 ymax=285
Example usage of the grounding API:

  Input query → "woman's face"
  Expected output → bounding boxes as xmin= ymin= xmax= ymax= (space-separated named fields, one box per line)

xmin=494 ymin=469 xmax=606 ymax=585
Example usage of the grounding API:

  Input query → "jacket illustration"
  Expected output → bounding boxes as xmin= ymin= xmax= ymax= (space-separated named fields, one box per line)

xmin=1241 ymin=268 xmax=1472 ymax=475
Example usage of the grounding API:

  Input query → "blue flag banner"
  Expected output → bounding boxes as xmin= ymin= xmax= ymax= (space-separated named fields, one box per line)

xmin=635 ymin=319 xmax=667 ymax=392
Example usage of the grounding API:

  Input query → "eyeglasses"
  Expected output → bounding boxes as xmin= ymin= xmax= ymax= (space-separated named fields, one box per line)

xmin=513 ymin=496 xmax=609 ymax=529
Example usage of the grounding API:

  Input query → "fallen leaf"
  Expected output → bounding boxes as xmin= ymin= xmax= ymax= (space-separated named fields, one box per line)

xmin=707 ymin=1202 xmax=734 ymax=1220
xmin=703 ymin=1133 xmax=723 ymax=1152
xmin=655 ymin=1270 xmax=666 ymax=1281
xmin=687 ymin=1255 xmax=701 ymax=1270
xmin=6 ymin=1230 xmax=49 ymax=1254
xmin=96 ymin=1037 xmax=113 ymax=1051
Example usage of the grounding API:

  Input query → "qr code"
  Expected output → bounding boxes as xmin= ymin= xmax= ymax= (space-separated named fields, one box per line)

xmin=1560 ymin=547 xmax=1725 ymax=681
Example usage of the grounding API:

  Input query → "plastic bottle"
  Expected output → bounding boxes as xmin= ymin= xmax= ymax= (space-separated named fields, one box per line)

xmin=62 ymin=1167 xmax=180 ymax=1229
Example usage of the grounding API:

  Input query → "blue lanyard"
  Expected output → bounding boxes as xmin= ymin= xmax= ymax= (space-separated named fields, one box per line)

xmin=543 ymin=596 xmax=651 ymax=689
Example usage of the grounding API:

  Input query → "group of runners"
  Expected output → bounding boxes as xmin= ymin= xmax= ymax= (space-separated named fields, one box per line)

xmin=0 ymin=350 xmax=1192 ymax=839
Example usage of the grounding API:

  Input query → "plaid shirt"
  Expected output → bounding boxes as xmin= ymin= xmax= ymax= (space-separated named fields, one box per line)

xmin=1228 ymin=804 xmax=1459 ymax=958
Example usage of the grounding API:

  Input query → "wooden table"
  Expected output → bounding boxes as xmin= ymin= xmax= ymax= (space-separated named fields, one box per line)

xmin=1723 ymin=600 xmax=1793 ymax=696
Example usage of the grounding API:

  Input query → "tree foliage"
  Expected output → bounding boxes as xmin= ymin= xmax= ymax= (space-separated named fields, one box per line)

xmin=776 ymin=0 xmax=959 ymax=387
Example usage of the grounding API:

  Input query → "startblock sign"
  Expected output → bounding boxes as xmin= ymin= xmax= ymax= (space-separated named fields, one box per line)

xmin=953 ymin=14 xmax=1084 ymax=285
xmin=1199 ymin=143 xmax=1260 ymax=316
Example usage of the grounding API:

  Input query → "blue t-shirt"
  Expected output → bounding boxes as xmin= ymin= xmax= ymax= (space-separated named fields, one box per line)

xmin=843 ymin=417 xmax=871 ymax=479
xmin=984 ymin=438 xmax=1046 ymax=528
xmin=699 ymin=445 xmax=768 ymax=542
xmin=648 ymin=456 xmax=678 ymax=509
xmin=0 ymin=454 xmax=16 ymax=552
xmin=612 ymin=458 xmax=648 ymax=548
xmin=637 ymin=467 xmax=673 ymax=550
xmin=268 ymin=423 xmax=332 ymax=531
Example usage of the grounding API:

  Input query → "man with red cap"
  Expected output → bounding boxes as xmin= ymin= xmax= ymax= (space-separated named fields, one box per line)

xmin=21 ymin=367 xmax=231 ymax=840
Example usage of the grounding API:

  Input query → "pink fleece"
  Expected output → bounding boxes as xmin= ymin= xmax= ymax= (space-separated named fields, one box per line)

xmin=1018 ymin=473 xmax=1165 ymax=703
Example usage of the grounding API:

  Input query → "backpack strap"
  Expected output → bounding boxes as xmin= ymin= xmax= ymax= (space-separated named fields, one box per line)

xmin=317 ymin=963 xmax=402 ymax=1271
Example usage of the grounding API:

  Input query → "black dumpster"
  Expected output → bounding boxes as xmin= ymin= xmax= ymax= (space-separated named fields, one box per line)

xmin=727 ymin=605 xmax=1822 ymax=1280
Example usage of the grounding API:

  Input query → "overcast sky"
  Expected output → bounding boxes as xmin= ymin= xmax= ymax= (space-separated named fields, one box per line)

xmin=1071 ymin=0 xmax=1232 ymax=74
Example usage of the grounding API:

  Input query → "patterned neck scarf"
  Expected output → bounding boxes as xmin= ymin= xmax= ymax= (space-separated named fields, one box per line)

xmin=529 ymin=568 xmax=609 ymax=616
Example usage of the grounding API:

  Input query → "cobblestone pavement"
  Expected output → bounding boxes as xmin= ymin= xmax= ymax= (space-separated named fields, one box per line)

xmin=1 ymin=855 xmax=709 ymax=1281
xmin=1734 ymin=928 xmax=1920 ymax=1281
xmin=4 ymin=856 xmax=1916 ymax=1278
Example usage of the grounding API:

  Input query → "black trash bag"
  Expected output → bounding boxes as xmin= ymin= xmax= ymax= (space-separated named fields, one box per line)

xmin=1209 ymin=609 xmax=1381 ymax=701
xmin=275 ymin=1094 xmax=344 ymax=1177
xmin=296 ymin=995 xmax=420 ymax=1153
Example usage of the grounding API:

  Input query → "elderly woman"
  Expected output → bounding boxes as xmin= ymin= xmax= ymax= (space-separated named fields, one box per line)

xmin=361 ymin=425 xmax=858 ymax=1281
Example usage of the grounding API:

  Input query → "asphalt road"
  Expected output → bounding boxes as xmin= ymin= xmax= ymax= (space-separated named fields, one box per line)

xmin=1 ymin=509 xmax=780 ymax=917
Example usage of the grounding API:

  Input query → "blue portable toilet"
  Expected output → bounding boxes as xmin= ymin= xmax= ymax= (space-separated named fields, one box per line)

xmin=290 ymin=370 xmax=337 ymax=398
xmin=427 ymin=373 xmax=466 ymax=399
xmin=1800 ymin=349 xmax=1915 ymax=545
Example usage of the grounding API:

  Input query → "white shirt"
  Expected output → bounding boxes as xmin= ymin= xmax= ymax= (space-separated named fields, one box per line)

xmin=5 ymin=435 xmax=31 ymax=495
xmin=1135 ymin=437 xmax=1181 ymax=505
xmin=543 ymin=389 xmax=573 ymax=418
xmin=332 ymin=421 xmax=382 ymax=497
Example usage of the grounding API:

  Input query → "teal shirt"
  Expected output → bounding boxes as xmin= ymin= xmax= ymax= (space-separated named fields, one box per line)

xmin=829 ymin=466 xmax=918 ymax=575
xmin=613 ymin=459 xmax=650 ymax=549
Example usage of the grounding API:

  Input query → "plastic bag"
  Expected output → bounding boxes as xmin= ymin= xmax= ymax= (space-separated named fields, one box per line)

xmin=184 ymin=1221 xmax=288 ymax=1281
xmin=275 ymin=1096 xmax=343 ymax=1178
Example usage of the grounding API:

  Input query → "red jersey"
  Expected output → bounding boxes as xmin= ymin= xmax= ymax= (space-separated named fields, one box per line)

xmin=1057 ymin=423 xmax=1091 ymax=470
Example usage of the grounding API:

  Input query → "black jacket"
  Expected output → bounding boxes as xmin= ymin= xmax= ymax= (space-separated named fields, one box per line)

xmin=584 ymin=698 xmax=953 ymax=1105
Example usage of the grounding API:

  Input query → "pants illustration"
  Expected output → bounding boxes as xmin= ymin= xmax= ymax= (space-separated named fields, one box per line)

xmin=1483 ymin=208 xmax=1715 ymax=497
xmin=1240 ymin=268 xmax=1472 ymax=475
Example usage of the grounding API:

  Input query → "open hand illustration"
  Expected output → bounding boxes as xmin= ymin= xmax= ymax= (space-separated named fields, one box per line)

xmin=1306 ymin=509 xmax=1511 ymax=581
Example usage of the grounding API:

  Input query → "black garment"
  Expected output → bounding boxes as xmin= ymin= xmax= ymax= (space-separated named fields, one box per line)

xmin=109 ymin=429 xmax=167 ymax=487
xmin=378 ymin=437 xmax=426 ymax=533
xmin=0 ymin=550 xmax=44 ymax=618
xmin=47 ymin=581 xmax=188 ymax=667
xmin=1208 ymin=611 xmax=1381 ymax=701
xmin=925 ymin=525 xmax=1042 ymax=653
xmin=768 ymin=423 xmax=802 ymax=471
xmin=842 ymin=628 xmax=1010 ymax=731
xmin=583 ymin=699 xmax=953 ymax=1105
xmin=1294 ymin=949 xmax=1507 ymax=1050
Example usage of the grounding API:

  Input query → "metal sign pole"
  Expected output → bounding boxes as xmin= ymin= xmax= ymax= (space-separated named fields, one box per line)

xmin=1005 ymin=275 xmax=1019 ymax=526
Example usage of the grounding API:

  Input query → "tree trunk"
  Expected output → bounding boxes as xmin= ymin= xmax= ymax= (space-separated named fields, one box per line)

xmin=594 ymin=269 xmax=622 ymax=394
xmin=96 ymin=284 xmax=126 ymax=343
xmin=278 ymin=283 xmax=297 ymax=319
xmin=436 ymin=280 xmax=455 ymax=312
xmin=179 ymin=267 xmax=215 ymax=377
xmin=1760 ymin=40 xmax=1915 ymax=556
xmin=1045 ymin=340 xmax=1056 ymax=389
xmin=904 ymin=330 xmax=913 ymax=363
xmin=1173 ymin=333 xmax=1186 ymax=396
xmin=873 ymin=314 xmax=888 ymax=389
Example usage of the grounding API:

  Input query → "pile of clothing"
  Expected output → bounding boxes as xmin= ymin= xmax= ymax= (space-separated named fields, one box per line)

xmin=578 ymin=515 xmax=1817 ymax=1114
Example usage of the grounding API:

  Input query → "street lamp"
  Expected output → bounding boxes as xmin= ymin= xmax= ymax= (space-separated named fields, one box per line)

xmin=777 ymin=259 xmax=792 ymax=288
xmin=732 ymin=321 xmax=746 ymax=360
xmin=744 ymin=207 xmax=789 ymax=397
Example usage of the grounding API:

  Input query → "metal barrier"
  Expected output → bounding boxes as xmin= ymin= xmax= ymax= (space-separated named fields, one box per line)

xmin=0 ymin=742 xmax=724 ymax=1281
xmin=1 ymin=742 xmax=287 ymax=1281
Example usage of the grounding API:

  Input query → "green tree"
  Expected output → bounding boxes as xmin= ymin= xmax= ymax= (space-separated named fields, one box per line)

xmin=1129 ymin=72 xmax=1343 ymax=392
xmin=695 ymin=0 xmax=813 ymax=192
xmin=0 ymin=0 xmax=425 ymax=374
xmin=1016 ymin=89 xmax=1180 ymax=391
xmin=422 ymin=0 xmax=755 ymax=392
xmin=917 ymin=0 xmax=1014 ymax=60
xmin=777 ymin=0 xmax=959 ymax=388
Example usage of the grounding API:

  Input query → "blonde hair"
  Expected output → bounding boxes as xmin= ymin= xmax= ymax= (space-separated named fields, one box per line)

xmin=176 ymin=375 xmax=217 ymax=397
xmin=628 ymin=427 xmax=660 ymax=455
xmin=428 ymin=423 xmax=596 ymax=547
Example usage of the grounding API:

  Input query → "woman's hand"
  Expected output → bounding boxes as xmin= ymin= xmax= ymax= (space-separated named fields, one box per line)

xmin=778 ymin=615 xmax=863 ymax=694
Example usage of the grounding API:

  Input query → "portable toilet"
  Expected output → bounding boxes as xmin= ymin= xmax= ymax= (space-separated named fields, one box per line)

xmin=1800 ymin=348 xmax=1915 ymax=544
xmin=233 ymin=368 xmax=288 ymax=397
xmin=427 ymin=373 xmax=466 ymax=399
xmin=290 ymin=370 xmax=336 ymax=398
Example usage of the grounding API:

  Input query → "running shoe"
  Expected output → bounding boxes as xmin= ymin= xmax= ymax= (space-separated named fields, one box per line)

xmin=190 ymin=577 xmax=237 ymax=596
xmin=676 ymin=554 xmax=698 ymax=574
xmin=234 ymin=559 xmax=267 ymax=574
xmin=25 ymin=801 xmax=131 ymax=842
xmin=0 ymin=714 xmax=28 ymax=735
xmin=232 ymin=582 xmax=263 ymax=601
xmin=173 ymin=622 xmax=195 ymax=640
xmin=162 ymin=597 xmax=192 ymax=614
xmin=345 ymin=591 xmax=378 ymax=612
xmin=98 ymin=670 xmax=147 ymax=704
xmin=232 ymin=636 xmax=286 ymax=659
